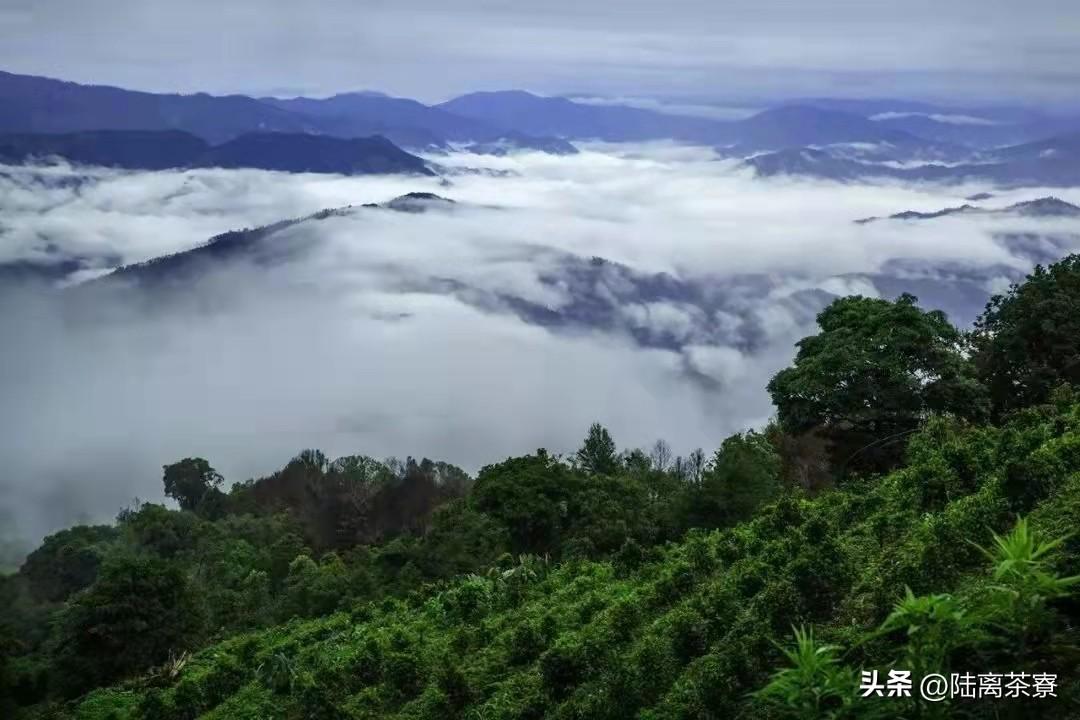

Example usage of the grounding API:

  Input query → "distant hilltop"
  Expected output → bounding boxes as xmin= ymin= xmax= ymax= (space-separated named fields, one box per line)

xmin=855 ymin=196 xmax=1080 ymax=224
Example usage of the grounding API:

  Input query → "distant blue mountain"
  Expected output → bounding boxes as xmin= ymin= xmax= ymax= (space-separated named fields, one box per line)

xmin=721 ymin=105 xmax=958 ymax=155
xmin=855 ymin=197 xmax=1080 ymax=224
xmin=437 ymin=90 xmax=722 ymax=142
xmin=872 ymin=114 xmax=1078 ymax=150
xmin=0 ymin=71 xmax=316 ymax=144
xmin=263 ymin=93 xmax=498 ymax=143
xmin=0 ymin=130 xmax=210 ymax=170
xmin=989 ymin=132 xmax=1080 ymax=162
xmin=791 ymin=97 xmax=1079 ymax=149
xmin=193 ymin=132 xmax=433 ymax=175
xmin=796 ymin=98 xmax=1046 ymax=124
xmin=744 ymin=132 xmax=1080 ymax=187
xmin=265 ymin=93 xmax=578 ymax=153
xmin=438 ymin=91 xmax=958 ymax=158
xmin=5 ymin=69 xmax=1068 ymax=166
xmin=461 ymin=131 xmax=578 ymax=156
xmin=741 ymin=148 xmax=879 ymax=182
xmin=0 ymin=130 xmax=433 ymax=176
xmin=0 ymin=71 xmax=576 ymax=154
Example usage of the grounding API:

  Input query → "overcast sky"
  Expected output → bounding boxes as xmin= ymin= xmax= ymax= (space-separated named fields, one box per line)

xmin=1 ymin=0 xmax=1078 ymax=107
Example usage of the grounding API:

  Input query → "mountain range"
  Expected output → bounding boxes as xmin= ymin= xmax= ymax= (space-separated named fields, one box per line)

xmin=0 ymin=130 xmax=433 ymax=175
xmin=1 ymin=69 xmax=1078 ymax=183
xmin=0 ymin=71 xmax=575 ymax=157
xmin=855 ymin=197 xmax=1080 ymax=224
xmin=743 ymin=133 xmax=1080 ymax=187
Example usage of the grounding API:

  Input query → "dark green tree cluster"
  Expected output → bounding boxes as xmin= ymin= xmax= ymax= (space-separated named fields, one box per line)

xmin=973 ymin=255 xmax=1080 ymax=415
xmin=35 ymin=396 xmax=1080 ymax=720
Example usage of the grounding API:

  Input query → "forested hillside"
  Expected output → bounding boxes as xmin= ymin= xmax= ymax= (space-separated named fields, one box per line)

xmin=5 ymin=256 xmax=1080 ymax=719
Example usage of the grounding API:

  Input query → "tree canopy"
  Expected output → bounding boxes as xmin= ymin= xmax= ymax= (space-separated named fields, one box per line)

xmin=162 ymin=458 xmax=223 ymax=512
xmin=973 ymin=255 xmax=1080 ymax=415
xmin=768 ymin=293 xmax=987 ymax=473
xmin=575 ymin=422 xmax=619 ymax=475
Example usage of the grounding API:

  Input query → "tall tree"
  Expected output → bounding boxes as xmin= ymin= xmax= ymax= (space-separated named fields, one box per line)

xmin=650 ymin=439 xmax=672 ymax=472
xmin=687 ymin=448 xmax=707 ymax=486
xmin=472 ymin=450 xmax=581 ymax=555
xmin=162 ymin=458 xmax=223 ymax=512
xmin=767 ymin=294 xmax=986 ymax=474
xmin=973 ymin=255 xmax=1080 ymax=415
xmin=699 ymin=431 xmax=783 ymax=527
xmin=576 ymin=423 xmax=619 ymax=476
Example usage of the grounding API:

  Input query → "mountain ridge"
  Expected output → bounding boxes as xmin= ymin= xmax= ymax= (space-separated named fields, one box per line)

xmin=744 ymin=133 xmax=1080 ymax=187
xmin=0 ymin=129 xmax=433 ymax=176
xmin=855 ymin=196 xmax=1080 ymax=224
xmin=0 ymin=71 xmax=578 ymax=155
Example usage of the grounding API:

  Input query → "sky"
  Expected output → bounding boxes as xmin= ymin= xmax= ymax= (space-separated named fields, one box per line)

xmin=4 ymin=144 xmax=1080 ymax=549
xmin=1 ymin=0 xmax=1079 ymax=106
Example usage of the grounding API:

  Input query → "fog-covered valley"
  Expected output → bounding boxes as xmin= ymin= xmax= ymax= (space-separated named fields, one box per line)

xmin=4 ymin=144 xmax=1080 ymax=548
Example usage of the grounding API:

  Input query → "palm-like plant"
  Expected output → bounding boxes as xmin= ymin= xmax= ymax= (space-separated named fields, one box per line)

xmin=982 ymin=517 xmax=1080 ymax=599
xmin=257 ymin=651 xmax=298 ymax=694
xmin=879 ymin=588 xmax=973 ymax=676
xmin=754 ymin=626 xmax=855 ymax=719
xmin=976 ymin=517 xmax=1080 ymax=659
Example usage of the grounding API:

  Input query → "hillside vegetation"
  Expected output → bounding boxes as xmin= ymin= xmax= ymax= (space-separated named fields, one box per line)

xmin=5 ymin=256 xmax=1080 ymax=719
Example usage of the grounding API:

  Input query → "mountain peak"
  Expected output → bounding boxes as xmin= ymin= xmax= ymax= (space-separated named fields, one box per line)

xmin=855 ymin=196 xmax=1080 ymax=224
xmin=365 ymin=192 xmax=457 ymax=213
xmin=0 ymin=129 xmax=433 ymax=176
xmin=336 ymin=90 xmax=391 ymax=99
xmin=450 ymin=90 xmax=545 ymax=101
xmin=1005 ymin=196 xmax=1080 ymax=217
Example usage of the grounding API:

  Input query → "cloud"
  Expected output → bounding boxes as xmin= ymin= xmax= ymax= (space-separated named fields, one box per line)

xmin=3 ymin=145 xmax=1080 ymax=549
xmin=2 ymin=0 xmax=1080 ymax=106
xmin=568 ymin=96 xmax=762 ymax=121
xmin=869 ymin=111 xmax=1005 ymax=126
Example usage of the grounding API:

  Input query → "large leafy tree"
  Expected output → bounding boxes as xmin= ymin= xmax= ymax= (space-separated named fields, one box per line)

xmin=52 ymin=553 xmax=206 ymax=696
xmin=162 ymin=457 xmax=223 ymax=512
xmin=973 ymin=255 xmax=1080 ymax=415
xmin=471 ymin=451 xmax=581 ymax=555
xmin=18 ymin=525 xmax=118 ymax=603
xmin=688 ymin=430 xmax=783 ymax=528
xmin=119 ymin=502 xmax=201 ymax=559
xmin=767 ymin=294 xmax=986 ymax=474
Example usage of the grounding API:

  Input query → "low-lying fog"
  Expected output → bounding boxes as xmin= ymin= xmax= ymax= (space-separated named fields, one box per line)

xmin=3 ymin=143 xmax=1080 ymax=551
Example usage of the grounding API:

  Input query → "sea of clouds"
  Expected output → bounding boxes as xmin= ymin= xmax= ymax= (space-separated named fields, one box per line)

xmin=2 ymin=143 xmax=1079 ymax=549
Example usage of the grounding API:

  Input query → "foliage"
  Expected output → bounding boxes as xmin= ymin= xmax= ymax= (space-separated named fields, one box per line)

xmin=471 ymin=450 xmax=578 ymax=555
xmin=18 ymin=525 xmax=118 ymax=602
xmin=686 ymin=430 xmax=783 ymax=527
xmin=163 ymin=458 xmax=224 ymax=512
xmin=576 ymin=423 xmax=619 ymax=476
xmin=973 ymin=255 xmax=1080 ymax=415
xmin=19 ymin=397 xmax=1078 ymax=719
xmin=51 ymin=552 xmax=206 ymax=697
xmin=754 ymin=626 xmax=855 ymax=719
xmin=768 ymin=293 xmax=987 ymax=474
xmin=759 ymin=518 xmax=1080 ymax=719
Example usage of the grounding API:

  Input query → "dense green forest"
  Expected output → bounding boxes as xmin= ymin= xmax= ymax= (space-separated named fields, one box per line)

xmin=4 ymin=256 xmax=1080 ymax=719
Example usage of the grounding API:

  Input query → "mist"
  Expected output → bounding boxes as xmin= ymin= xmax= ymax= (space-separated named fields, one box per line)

xmin=3 ymin=144 xmax=1080 ymax=550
